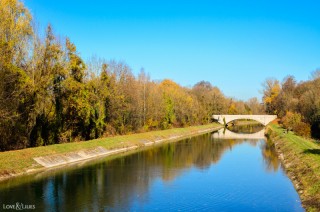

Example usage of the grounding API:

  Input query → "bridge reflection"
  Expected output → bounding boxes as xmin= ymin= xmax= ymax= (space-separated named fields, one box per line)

xmin=211 ymin=127 xmax=266 ymax=140
xmin=0 ymin=130 xmax=281 ymax=211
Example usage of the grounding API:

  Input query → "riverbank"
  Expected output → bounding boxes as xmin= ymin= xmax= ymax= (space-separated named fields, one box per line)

xmin=0 ymin=123 xmax=222 ymax=182
xmin=266 ymin=124 xmax=320 ymax=211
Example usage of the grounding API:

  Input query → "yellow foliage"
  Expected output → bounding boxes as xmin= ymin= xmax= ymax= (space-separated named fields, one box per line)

xmin=263 ymin=79 xmax=280 ymax=104
xmin=228 ymin=103 xmax=237 ymax=115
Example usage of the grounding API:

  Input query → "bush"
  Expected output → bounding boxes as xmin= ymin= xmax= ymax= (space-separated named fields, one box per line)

xmin=282 ymin=111 xmax=311 ymax=137
xmin=282 ymin=111 xmax=301 ymax=130
xmin=293 ymin=122 xmax=311 ymax=138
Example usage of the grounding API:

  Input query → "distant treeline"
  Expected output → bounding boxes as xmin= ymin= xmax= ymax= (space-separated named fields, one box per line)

xmin=0 ymin=0 xmax=265 ymax=151
xmin=262 ymin=73 xmax=320 ymax=138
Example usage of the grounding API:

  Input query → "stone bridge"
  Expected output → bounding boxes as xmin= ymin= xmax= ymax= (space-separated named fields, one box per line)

xmin=211 ymin=128 xmax=266 ymax=140
xmin=212 ymin=115 xmax=277 ymax=126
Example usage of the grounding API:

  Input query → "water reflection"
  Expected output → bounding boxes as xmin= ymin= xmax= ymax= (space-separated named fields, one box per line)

xmin=227 ymin=123 xmax=265 ymax=134
xmin=0 ymin=129 xmax=300 ymax=211
xmin=261 ymin=140 xmax=281 ymax=172
xmin=212 ymin=128 xmax=266 ymax=140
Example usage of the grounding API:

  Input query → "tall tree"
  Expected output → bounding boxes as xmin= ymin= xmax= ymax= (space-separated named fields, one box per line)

xmin=29 ymin=25 xmax=65 ymax=146
xmin=0 ymin=0 xmax=33 ymax=150
xmin=137 ymin=68 xmax=150 ymax=128
xmin=62 ymin=38 xmax=91 ymax=141
xmin=246 ymin=97 xmax=263 ymax=115
xmin=262 ymin=78 xmax=281 ymax=115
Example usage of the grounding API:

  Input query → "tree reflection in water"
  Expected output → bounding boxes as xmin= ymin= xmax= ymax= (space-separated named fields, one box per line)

xmin=227 ymin=123 xmax=264 ymax=134
xmin=0 ymin=127 xmax=282 ymax=211
xmin=227 ymin=124 xmax=281 ymax=172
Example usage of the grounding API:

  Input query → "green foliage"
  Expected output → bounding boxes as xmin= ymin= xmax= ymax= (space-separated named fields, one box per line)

xmin=163 ymin=96 xmax=175 ymax=129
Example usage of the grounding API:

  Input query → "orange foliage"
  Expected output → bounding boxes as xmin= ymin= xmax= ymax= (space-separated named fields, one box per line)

xmin=293 ymin=122 xmax=311 ymax=138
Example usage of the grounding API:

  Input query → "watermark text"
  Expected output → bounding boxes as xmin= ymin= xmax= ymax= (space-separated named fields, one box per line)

xmin=2 ymin=202 xmax=35 ymax=210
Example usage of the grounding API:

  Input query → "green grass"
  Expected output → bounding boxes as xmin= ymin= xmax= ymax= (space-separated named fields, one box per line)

xmin=0 ymin=123 xmax=221 ymax=180
xmin=267 ymin=124 xmax=320 ymax=211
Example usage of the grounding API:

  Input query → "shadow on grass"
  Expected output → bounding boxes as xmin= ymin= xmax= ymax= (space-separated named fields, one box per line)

xmin=303 ymin=149 xmax=320 ymax=155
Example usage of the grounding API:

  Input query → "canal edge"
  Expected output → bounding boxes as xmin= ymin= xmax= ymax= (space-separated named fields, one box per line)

xmin=0 ymin=125 xmax=223 ymax=183
xmin=265 ymin=125 xmax=318 ymax=211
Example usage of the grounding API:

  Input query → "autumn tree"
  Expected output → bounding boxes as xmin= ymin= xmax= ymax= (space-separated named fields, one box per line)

xmin=144 ymin=82 xmax=165 ymax=130
xmin=1 ymin=0 xmax=280 ymax=151
xmin=137 ymin=69 xmax=150 ymax=128
xmin=262 ymin=78 xmax=281 ymax=115
xmin=246 ymin=97 xmax=264 ymax=115
xmin=192 ymin=81 xmax=227 ymax=123
xmin=262 ymin=74 xmax=319 ymax=138
xmin=272 ymin=76 xmax=298 ymax=118
xmin=29 ymin=25 xmax=65 ymax=146
xmin=282 ymin=111 xmax=311 ymax=137
xmin=297 ymin=78 xmax=320 ymax=138
xmin=62 ymin=38 xmax=92 ymax=141
xmin=0 ymin=0 xmax=33 ymax=150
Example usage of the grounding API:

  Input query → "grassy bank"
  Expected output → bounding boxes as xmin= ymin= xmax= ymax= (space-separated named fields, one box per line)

xmin=0 ymin=123 xmax=222 ymax=181
xmin=266 ymin=124 xmax=320 ymax=211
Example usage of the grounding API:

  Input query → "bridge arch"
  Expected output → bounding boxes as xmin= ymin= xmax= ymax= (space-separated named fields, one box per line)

xmin=212 ymin=115 xmax=277 ymax=126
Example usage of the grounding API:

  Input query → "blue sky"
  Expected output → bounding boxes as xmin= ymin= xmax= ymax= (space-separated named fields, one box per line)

xmin=24 ymin=0 xmax=320 ymax=100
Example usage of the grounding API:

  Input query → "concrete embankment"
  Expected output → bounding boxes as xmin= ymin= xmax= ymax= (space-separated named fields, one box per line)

xmin=0 ymin=124 xmax=222 ymax=182
xmin=266 ymin=124 xmax=320 ymax=211
xmin=33 ymin=146 xmax=139 ymax=168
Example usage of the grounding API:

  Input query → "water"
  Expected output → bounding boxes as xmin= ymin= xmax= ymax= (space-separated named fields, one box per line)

xmin=0 ymin=125 xmax=303 ymax=211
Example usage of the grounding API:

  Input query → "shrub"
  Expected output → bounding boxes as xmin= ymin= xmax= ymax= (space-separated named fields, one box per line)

xmin=282 ymin=111 xmax=301 ymax=131
xmin=293 ymin=122 xmax=311 ymax=138
xmin=282 ymin=111 xmax=311 ymax=137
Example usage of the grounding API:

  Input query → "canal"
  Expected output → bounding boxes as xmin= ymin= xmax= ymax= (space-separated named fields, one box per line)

xmin=0 ymin=125 xmax=303 ymax=211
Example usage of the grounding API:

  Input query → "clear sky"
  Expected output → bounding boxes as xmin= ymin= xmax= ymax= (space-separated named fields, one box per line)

xmin=24 ymin=0 xmax=320 ymax=101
